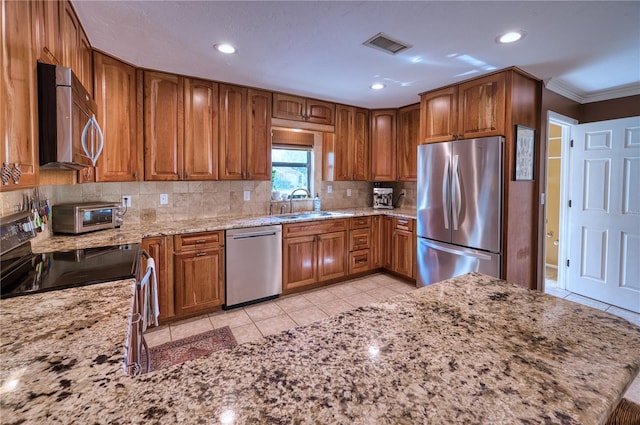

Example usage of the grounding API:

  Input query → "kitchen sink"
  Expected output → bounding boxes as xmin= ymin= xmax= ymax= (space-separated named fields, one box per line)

xmin=277 ymin=211 xmax=352 ymax=221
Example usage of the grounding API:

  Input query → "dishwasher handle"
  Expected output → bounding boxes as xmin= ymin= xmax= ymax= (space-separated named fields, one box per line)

xmin=231 ymin=231 xmax=279 ymax=240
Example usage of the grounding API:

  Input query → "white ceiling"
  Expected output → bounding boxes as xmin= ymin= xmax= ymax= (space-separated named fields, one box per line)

xmin=73 ymin=1 xmax=640 ymax=109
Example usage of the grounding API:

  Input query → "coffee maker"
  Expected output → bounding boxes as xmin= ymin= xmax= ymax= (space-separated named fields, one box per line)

xmin=373 ymin=187 xmax=393 ymax=209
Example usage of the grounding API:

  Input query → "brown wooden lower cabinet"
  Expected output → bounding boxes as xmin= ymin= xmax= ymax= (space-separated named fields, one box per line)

xmin=392 ymin=229 xmax=413 ymax=279
xmin=173 ymin=231 xmax=225 ymax=317
xmin=173 ymin=247 xmax=225 ymax=316
xmin=141 ymin=236 xmax=172 ymax=322
xmin=370 ymin=216 xmax=383 ymax=269
xmin=282 ymin=235 xmax=318 ymax=290
xmin=282 ymin=219 xmax=348 ymax=292
xmin=382 ymin=216 xmax=394 ymax=269
xmin=318 ymin=232 xmax=349 ymax=281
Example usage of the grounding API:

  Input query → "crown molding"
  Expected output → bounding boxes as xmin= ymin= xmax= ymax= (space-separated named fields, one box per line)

xmin=545 ymin=78 xmax=640 ymax=104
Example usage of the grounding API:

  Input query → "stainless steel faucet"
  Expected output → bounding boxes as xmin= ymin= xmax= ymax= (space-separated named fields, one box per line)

xmin=289 ymin=188 xmax=311 ymax=213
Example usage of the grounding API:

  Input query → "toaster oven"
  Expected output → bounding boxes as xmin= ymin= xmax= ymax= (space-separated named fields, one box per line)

xmin=52 ymin=202 xmax=124 ymax=234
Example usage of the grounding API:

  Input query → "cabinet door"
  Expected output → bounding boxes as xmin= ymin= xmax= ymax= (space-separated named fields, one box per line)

xmin=370 ymin=109 xmax=397 ymax=181
xmin=382 ymin=216 xmax=394 ymax=269
xmin=353 ymin=108 xmax=370 ymax=180
xmin=144 ymin=71 xmax=183 ymax=180
xmin=245 ymin=89 xmax=272 ymax=180
xmin=218 ymin=84 xmax=246 ymax=180
xmin=420 ymin=86 xmax=458 ymax=143
xmin=334 ymin=105 xmax=352 ymax=181
xmin=184 ymin=78 xmax=218 ymax=180
xmin=78 ymin=27 xmax=92 ymax=97
xmin=94 ymin=52 xmax=141 ymax=182
xmin=397 ymin=103 xmax=420 ymax=181
xmin=283 ymin=235 xmax=318 ymax=291
xmin=305 ymin=99 xmax=335 ymax=125
xmin=392 ymin=229 xmax=413 ymax=278
xmin=33 ymin=0 xmax=61 ymax=64
xmin=370 ymin=216 xmax=383 ymax=268
xmin=174 ymin=247 xmax=224 ymax=316
xmin=60 ymin=1 xmax=79 ymax=73
xmin=0 ymin=0 xmax=39 ymax=190
xmin=318 ymin=231 xmax=348 ymax=282
xmin=142 ymin=237 xmax=173 ymax=322
xmin=272 ymin=93 xmax=305 ymax=121
xmin=458 ymin=72 xmax=505 ymax=139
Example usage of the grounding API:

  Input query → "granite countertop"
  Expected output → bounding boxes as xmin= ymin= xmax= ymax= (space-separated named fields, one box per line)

xmin=1 ymin=273 xmax=639 ymax=424
xmin=31 ymin=207 xmax=417 ymax=252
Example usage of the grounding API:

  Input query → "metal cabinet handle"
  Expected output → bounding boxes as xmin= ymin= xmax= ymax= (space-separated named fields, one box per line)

xmin=196 ymin=252 xmax=206 ymax=257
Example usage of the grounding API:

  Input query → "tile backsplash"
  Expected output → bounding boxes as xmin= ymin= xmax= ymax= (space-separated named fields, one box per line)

xmin=1 ymin=180 xmax=374 ymax=226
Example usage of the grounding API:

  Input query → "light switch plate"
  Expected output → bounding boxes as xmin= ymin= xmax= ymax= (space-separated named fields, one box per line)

xmin=327 ymin=185 xmax=332 ymax=193
xmin=160 ymin=194 xmax=169 ymax=205
xmin=244 ymin=190 xmax=251 ymax=201
xmin=347 ymin=188 xmax=352 ymax=197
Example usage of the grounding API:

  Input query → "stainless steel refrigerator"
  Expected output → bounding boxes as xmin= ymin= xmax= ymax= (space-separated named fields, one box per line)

xmin=417 ymin=136 xmax=503 ymax=286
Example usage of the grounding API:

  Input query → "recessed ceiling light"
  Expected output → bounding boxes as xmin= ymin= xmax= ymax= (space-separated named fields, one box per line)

xmin=370 ymin=83 xmax=385 ymax=90
xmin=214 ymin=43 xmax=236 ymax=54
xmin=496 ymin=31 xmax=525 ymax=44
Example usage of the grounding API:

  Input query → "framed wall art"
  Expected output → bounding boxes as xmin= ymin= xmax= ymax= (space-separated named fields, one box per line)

xmin=514 ymin=125 xmax=535 ymax=181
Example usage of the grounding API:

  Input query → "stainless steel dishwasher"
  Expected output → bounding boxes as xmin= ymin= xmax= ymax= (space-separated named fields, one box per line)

xmin=225 ymin=225 xmax=282 ymax=308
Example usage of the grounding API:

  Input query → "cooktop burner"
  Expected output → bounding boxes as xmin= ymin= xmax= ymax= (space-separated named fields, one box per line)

xmin=0 ymin=243 xmax=140 ymax=299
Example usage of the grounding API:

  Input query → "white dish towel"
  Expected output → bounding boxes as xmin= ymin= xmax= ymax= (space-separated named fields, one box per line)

xmin=140 ymin=257 xmax=159 ymax=332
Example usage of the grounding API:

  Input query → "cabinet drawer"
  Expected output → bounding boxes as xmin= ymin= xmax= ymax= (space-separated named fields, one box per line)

xmin=349 ymin=249 xmax=371 ymax=274
xmin=394 ymin=217 xmax=414 ymax=232
xmin=350 ymin=228 xmax=371 ymax=251
xmin=283 ymin=219 xmax=348 ymax=238
xmin=174 ymin=231 xmax=224 ymax=251
xmin=349 ymin=216 xmax=371 ymax=229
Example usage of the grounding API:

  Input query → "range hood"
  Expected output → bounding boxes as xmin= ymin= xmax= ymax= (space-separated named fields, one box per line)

xmin=37 ymin=62 xmax=102 ymax=171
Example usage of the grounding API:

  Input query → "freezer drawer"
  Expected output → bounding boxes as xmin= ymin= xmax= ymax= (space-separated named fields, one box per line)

xmin=417 ymin=238 xmax=500 ymax=287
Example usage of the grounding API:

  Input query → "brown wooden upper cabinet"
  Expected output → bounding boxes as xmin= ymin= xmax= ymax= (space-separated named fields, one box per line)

xmin=32 ymin=0 xmax=62 ymax=65
xmin=420 ymin=72 xmax=506 ymax=144
xmin=397 ymin=103 xmax=420 ymax=181
xmin=218 ymin=85 xmax=272 ymax=180
xmin=272 ymin=93 xmax=335 ymax=126
xmin=60 ymin=1 xmax=92 ymax=96
xmin=144 ymin=71 xmax=219 ymax=181
xmin=1 ymin=0 xmax=39 ymax=190
xmin=332 ymin=105 xmax=369 ymax=181
xmin=370 ymin=109 xmax=397 ymax=181
xmin=93 ymin=52 xmax=142 ymax=182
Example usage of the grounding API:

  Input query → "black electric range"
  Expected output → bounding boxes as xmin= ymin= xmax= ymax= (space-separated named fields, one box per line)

xmin=0 ymin=211 xmax=140 ymax=299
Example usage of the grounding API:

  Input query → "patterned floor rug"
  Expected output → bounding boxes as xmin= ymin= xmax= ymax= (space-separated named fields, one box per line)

xmin=143 ymin=327 xmax=237 ymax=373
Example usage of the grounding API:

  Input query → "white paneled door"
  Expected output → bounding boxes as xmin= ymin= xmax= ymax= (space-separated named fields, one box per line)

xmin=567 ymin=116 xmax=640 ymax=312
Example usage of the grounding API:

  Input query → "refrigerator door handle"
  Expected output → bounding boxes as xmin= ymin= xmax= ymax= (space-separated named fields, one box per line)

xmin=442 ymin=158 xmax=450 ymax=230
xmin=422 ymin=239 xmax=493 ymax=261
xmin=452 ymin=154 xmax=461 ymax=230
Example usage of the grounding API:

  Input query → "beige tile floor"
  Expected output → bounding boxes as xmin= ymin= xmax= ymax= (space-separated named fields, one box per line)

xmin=144 ymin=272 xmax=416 ymax=347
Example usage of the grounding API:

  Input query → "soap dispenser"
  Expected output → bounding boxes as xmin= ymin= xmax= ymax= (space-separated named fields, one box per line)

xmin=313 ymin=193 xmax=321 ymax=212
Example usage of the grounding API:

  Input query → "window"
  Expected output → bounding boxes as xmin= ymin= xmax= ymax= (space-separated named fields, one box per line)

xmin=271 ymin=147 xmax=312 ymax=197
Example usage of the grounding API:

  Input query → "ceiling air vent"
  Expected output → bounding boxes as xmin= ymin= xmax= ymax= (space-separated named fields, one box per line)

xmin=363 ymin=32 xmax=412 ymax=55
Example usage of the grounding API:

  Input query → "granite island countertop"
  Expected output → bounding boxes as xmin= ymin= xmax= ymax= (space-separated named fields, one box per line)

xmin=31 ymin=207 xmax=417 ymax=252
xmin=1 ymin=273 xmax=639 ymax=424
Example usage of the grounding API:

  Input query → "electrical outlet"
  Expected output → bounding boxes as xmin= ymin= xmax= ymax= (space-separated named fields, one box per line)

xmin=122 ymin=195 xmax=132 ymax=207
xmin=244 ymin=190 xmax=251 ymax=201
xmin=327 ymin=185 xmax=332 ymax=194
xmin=401 ymin=189 xmax=406 ymax=196
xmin=160 ymin=194 xmax=169 ymax=205
xmin=347 ymin=188 xmax=352 ymax=197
